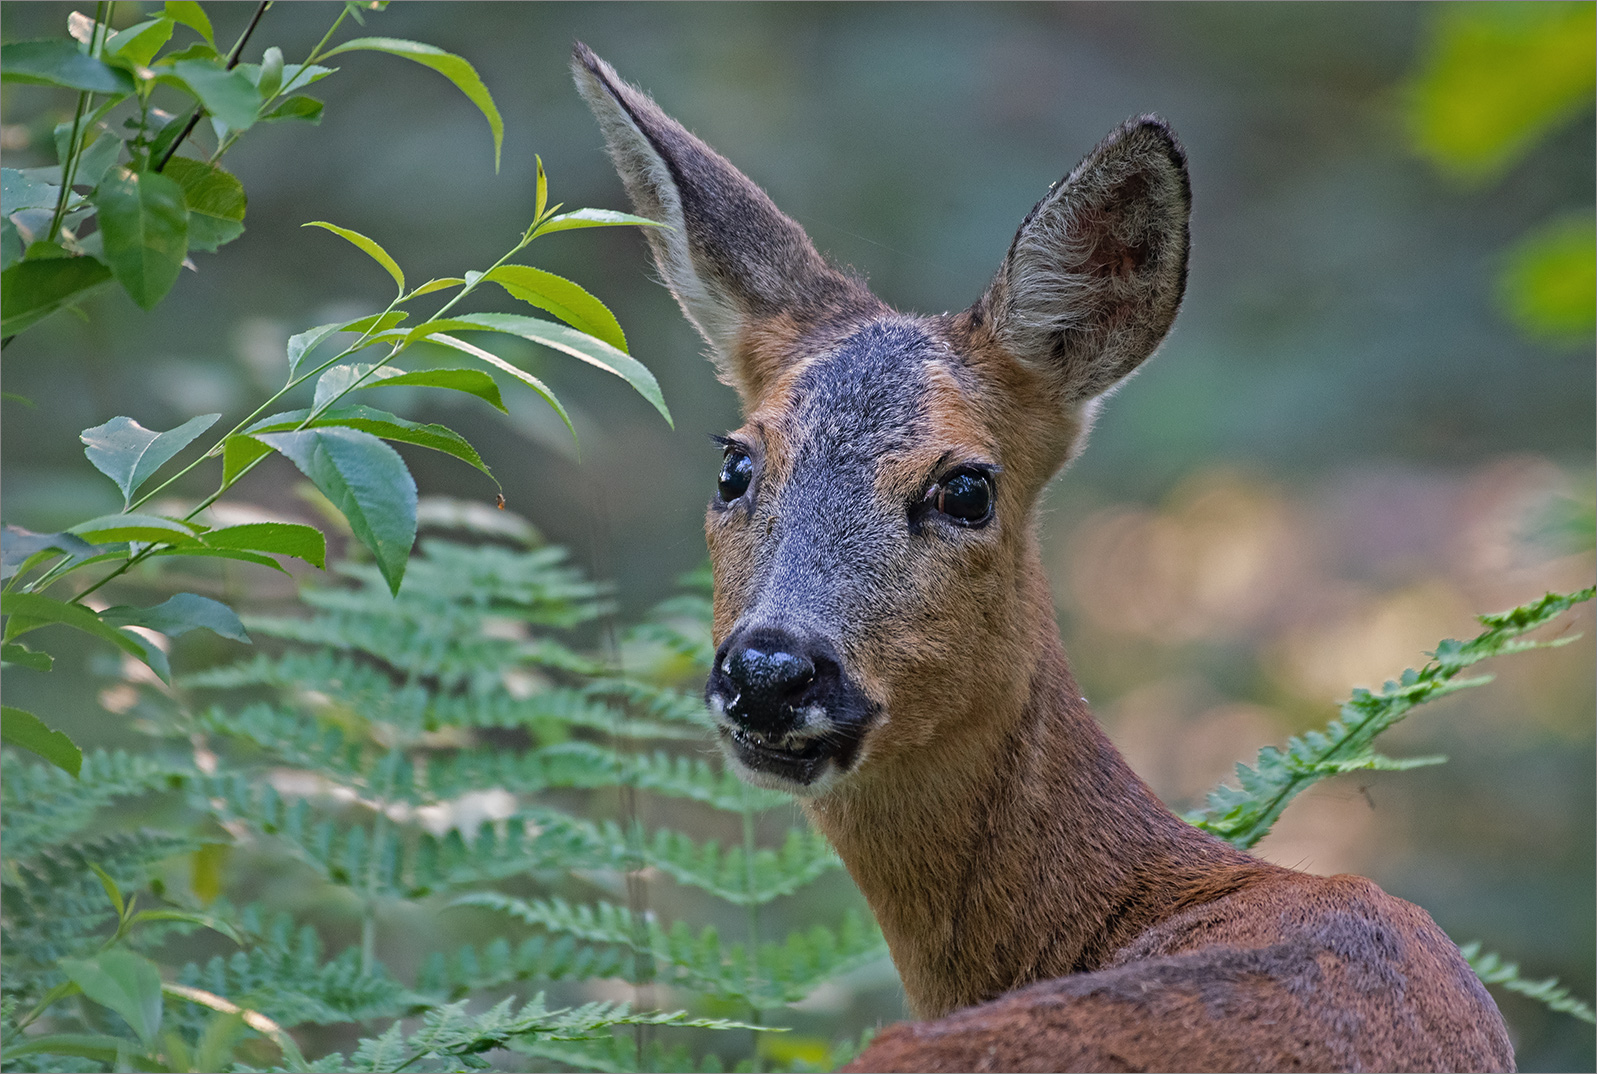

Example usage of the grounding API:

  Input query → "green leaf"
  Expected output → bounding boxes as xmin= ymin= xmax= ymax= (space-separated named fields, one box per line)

xmin=424 ymin=331 xmax=575 ymax=443
xmin=0 ymin=40 xmax=136 ymax=93
xmin=1 ymin=706 xmax=82 ymax=776
xmin=128 ymin=907 xmax=243 ymax=944
xmin=1407 ymin=2 xmax=1597 ymax=183
xmin=0 ymin=1033 xmax=148 ymax=1067
xmin=163 ymin=1 xmax=214 ymax=46
xmin=1 ymin=643 xmax=54 ymax=671
xmin=152 ymin=546 xmax=287 ymax=573
xmin=101 ymin=593 xmax=250 ymax=643
xmin=161 ymin=157 xmax=245 ymax=252
xmin=261 ymin=94 xmax=323 ymax=124
xmin=1 ymin=218 xmax=20 ymax=271
xmin=426 ymin=313 xmax=670 ymax=426
xmin=104 ymin=17 xmax=175 ymax=69
xmin=304 ymin=221 xmax=404 ymax=294
xmin=91 ymin=167 xmax=188 ymax=310
xmin=356 ymin=366 xmax=506 ymax=412
xmin=70 ymin=131 xmax=126 ymax=192
xmin=166 ymin=59 xmax=262 ymax=132
xmin=80 ymin=412 xmax=220 ymax=507
xmin=68 ymin=512 xmax=201 ymax=545
xmin=249 ymin=405 xmax=497 ymax=485
xmin=532 ymin=206 xmax=667 ymax=237
xmin=253 ymin=427 xmax=417 ymax=594
xmin=221 ymin=433 xmax=274 ymax=484
xmin=286 ymin=311 xmax=407 ymax=381
xmin=483 ymin=265 xmax=628 ymax=352
xmin=406 ymin=276 xmax=465 ymax=298
xmin=1 ymin=525 xmax=97 ymax=580
xmin=534 ymin=155 xmax=548 ymax=221
xmin=256 ymin=46 xmax=284 ymax=99
xmin=0 ymin=256 xmax=114 ymax=335
xmin=2 ymin=166 xmax=59 ymax=212
xmin=60 ymin=951 xmax=165 ymax=1046
xmin=203 ymin=522 xmax=326 ymax=568
xmin=313 ymin=363 xmax=403 ymax=411
xmin=1498 ymin=211 xmax=1596 ymax=341
xmin=321 ymin=37 xmax=503 ymax=169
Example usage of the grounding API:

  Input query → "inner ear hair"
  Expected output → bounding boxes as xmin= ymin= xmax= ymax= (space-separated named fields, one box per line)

xmin=984 ymin=116 xmax=1192 ymax=404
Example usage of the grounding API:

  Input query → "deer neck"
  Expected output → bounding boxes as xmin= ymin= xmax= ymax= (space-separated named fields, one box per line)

xmin=802 ymin=560 xmax=1255 ymax=1019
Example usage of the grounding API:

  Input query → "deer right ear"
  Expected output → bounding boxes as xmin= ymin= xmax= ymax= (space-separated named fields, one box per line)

xmin=978 ymin=116 xmax=1191 ymax=406
xmin=571 ymin=44 xmax=874 ymax=406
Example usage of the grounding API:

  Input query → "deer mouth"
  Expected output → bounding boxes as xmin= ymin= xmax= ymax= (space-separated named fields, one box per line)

xmin=718 ymin=722 xmax=846 ymax=787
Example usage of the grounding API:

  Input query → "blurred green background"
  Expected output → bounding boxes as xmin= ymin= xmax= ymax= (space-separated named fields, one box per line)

xmin=3 ymin=3 xmax=1592 ymax=1069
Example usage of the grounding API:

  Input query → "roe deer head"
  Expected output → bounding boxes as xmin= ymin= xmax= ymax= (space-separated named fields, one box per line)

xmin=574 ymin=43 xmax=1514 ymax=1073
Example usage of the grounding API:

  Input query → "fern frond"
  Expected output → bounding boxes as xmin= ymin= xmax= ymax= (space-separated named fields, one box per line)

xmin=510 ymin=1034 xmax=713 ymax=1074
xmin=581 ymin=679 xmax=716 ymax=730
xmin=417 ymin=935 xmax=629 ymax=998
xmin=1188 ymin=587 xmax=1594 ymax=848
xmin=453 ymin=895 xmax=887 ymax=1007
xmin=1 ymin=750 xmax=191 ymax=858
xmin=1461 ymin=942 xmax=1597 ymax=1025
xmin=3 ymin=831 xmax=200 ymax=984
xmin=639 ymin=825 xmax=840 ymax=905
xmin=178 ymin=922 xmax=421 ymax=1026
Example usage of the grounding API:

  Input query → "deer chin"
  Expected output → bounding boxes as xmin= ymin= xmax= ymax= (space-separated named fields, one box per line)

xmin=710 ymin=703 xmax=876 ymax=797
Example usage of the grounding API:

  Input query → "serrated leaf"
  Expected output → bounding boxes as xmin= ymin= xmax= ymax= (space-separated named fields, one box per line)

xmin=425 ymin=331 xmax=575 ymax=443
xmin=483 ymin=264 xmax=628 ymax=352
xmin=203 ymin=522 xmax=326 ymax=568
xmin=532 ymin=207 xmax=667 ymax=237
xmin=61 ymin=951 xmax=164 ymax=1045
xmin=101 ymin=592 xmax=250 ymax=643
xmin=321 ymin=37 xmax=502 ymax=169
xmin=354 ymin=366 xmax=506 ymax=412
xmin=1 ymin=643 xmax=54 ymax=671
xmin=81 ymin=412 xmax=219 ymax=506
xmin=249 ymin=405 xmax=496 ymax=484
xmin=91 ymin=167 xmax=188 ymax=310
xmin=163 ymin=1 xmax=213 ymax=45
xmin=422 ymin=313 xmax=669 ymax=426
xmin=1 ymin=525 xmax=97 ymax=580
xmin=2 ymin=166 xmax=59 ymax=212
xmin=0 ymin=40 xmax=136 ymax=93
xmin=2 ymin=591 xmax=170 ymax=681
xmin=0 ymin=256 xmax=114 ymax=334
xmin=286 ymin=311 xmax=406 ymax=381
xmin=68 ymin=512 xmax=201 ymax=545
xmin=253 ymin=427 xmax=417 ymax=595
xmin=261 ymin=95 xmax=324 ymax=124
xmin=221 ymin=433 xmax=274 ymax=484
xmin=165 ymin=59 xmax=261 ymax=131
xmin=1 ymin=705 xmax=82 ymax=775
xmin=304 ymin=221 xmax=404 ymax=294
xmin=161 ymin=157 xmax=245 ymax=252
xmin=104 ymin=17 xmax=174 ymax=69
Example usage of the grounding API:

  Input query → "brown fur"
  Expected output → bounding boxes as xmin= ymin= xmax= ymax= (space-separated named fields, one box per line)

xmin=573 ymin=45 xmax=1515 ymax=1073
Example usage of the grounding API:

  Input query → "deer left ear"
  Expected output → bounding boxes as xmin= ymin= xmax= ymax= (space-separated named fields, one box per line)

xmin=978 ymin=116 xmax=1191 ymax=405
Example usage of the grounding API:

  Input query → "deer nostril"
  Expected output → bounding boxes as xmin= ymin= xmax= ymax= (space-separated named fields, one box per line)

xmin=727 ymin=646 xmax=815 ymax=704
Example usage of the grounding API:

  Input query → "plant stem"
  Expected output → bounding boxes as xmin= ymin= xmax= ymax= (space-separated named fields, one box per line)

xmin=742 ymin=789 xmax=765 ymax=1072
xmin=46 ymin=2 xmax=110 ymax=241
xmin=211 ymin=3 xmax=351 ymax=164
xmin=155 ymin=0 xmax=271 ymax=173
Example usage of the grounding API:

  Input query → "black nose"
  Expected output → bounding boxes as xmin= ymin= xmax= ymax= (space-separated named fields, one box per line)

xmin=710 ymin=628 xmax=835 ymax=736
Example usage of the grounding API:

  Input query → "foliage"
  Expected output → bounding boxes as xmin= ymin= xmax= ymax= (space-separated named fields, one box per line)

xmin=1188 ymin=587 xmax=1597 ymax=848
xmin=2 ymin=1 xmax=667 ymax=777
xmin=1405 ymin=1 xmax=1596 ymax=342
xmin=1 ymin=514 xmax=882 ymax=1071
xmin=1461 ymin=943 xmax=1597 ymax=1027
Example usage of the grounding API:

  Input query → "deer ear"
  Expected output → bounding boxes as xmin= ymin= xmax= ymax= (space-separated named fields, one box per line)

xmin=978 ymin=116 xmax=1191 ymax=405
xmin=572 ymin=44 xmax=874 ymax=405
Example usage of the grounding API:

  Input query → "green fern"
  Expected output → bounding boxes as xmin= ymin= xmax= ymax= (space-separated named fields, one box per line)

xmin=1188 ymin=587 xmax=1594 ymax=848
xmin=1461 ymin=943 xmax=1597 ymax=1025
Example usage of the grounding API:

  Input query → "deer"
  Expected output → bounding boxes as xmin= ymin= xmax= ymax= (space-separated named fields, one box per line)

xmin=572 ymin=43 xmax=1515 ymax=1073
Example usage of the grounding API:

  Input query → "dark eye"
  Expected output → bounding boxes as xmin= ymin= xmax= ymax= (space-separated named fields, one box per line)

xmin=935 ymin=470 xmax=993 ymax=526
xmin=718 ymin=449 xmax=754 ymax=502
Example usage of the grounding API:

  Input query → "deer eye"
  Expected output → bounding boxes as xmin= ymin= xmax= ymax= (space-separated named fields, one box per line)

xmin=718 ymin=449 xmax=754 ymax=502
xmin=935 ymin=469 xmax=993 ymax=526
